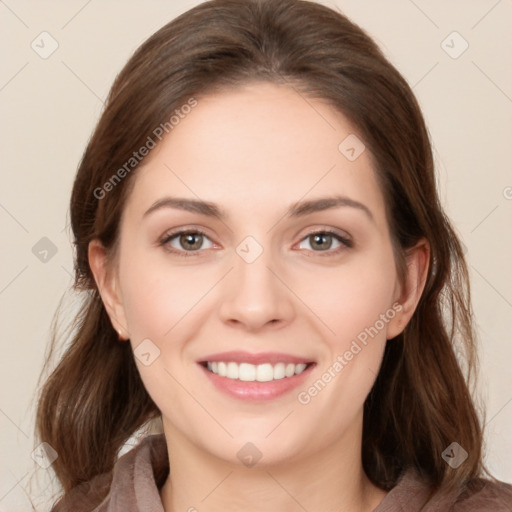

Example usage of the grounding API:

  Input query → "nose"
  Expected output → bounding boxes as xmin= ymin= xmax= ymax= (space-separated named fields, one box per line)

xmin=218 ymin=246 xmax=295 ymax=332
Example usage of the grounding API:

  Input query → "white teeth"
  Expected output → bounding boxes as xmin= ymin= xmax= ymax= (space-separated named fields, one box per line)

xmin=273 ymin=362 xmax=285 ymax=380
xmin=294 ymin=363 xmax=307 ymax=375
xmin=256 ymin=363 xmax=274 ymax=382
xmin=205 ymin=361 xmax=309 ymax=381
xmin=226 ymin=362 xmax=239 ymax=379
xmin=218 ymin=362 xmax=227 ymax=377
xmin=239 ymin=363 xmax=256 ymax=381
xmin=285 ymin=363 xmax=295 ymax=377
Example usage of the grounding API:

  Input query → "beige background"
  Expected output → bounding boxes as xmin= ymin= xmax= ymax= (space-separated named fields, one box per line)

xmin=1 ymin=0 xmax=511 ymax=509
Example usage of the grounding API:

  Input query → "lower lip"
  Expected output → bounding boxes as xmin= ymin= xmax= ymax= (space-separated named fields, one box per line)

xmin=199 ymin=363 xmax=315 ymax=401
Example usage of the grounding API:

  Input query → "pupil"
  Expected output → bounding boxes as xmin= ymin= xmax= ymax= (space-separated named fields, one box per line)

xmin=182 ymin=233 xmax=202 ymax=250
xmin=312 ymin=234 xmax=331 ymax=250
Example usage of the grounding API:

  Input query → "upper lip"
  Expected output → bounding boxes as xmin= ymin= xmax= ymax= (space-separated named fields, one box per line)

xmin=198 ymin=351 xmax=314 ymax=365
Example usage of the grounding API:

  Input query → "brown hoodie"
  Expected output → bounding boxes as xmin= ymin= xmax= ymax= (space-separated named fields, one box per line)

xmin=51 ymin=434 xmax=512 ymax=511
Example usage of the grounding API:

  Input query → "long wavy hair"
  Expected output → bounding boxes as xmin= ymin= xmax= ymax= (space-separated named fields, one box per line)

xmin=36 ymin=0 xmax=486 ymax=506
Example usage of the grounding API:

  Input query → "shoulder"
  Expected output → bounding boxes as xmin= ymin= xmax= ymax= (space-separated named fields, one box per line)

xmin=376 ymin=468 xmax=512 ymax=511
xmin=450 ymin=476 xmax=512 ymax=511
xmin=51 ymin=434 xmax=168 ymax=512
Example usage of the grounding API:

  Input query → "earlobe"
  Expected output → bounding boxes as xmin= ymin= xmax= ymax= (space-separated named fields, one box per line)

xmin=386 ymin=239 xmax=430 ymax=340
xmin=88 ymin=239 xmax=129 ymax=338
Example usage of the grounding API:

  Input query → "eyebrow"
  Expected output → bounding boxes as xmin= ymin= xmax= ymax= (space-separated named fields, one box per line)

xmin=143 ymin=195 xmax=374 ymax=223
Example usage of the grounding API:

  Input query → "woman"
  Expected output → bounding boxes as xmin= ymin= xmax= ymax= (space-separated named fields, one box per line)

xmin=36 ymin=0 xmax=512 ymax=510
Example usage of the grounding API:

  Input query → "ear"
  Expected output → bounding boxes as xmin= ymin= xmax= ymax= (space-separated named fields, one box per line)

xmin=88 ymin=239 xmax=129 ymax=340
xmin=386 ymin=238 xmax=430 ymax=340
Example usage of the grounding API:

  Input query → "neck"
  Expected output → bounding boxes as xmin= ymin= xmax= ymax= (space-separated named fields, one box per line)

xmin=159 ymin=418 xmax=387 ymax=512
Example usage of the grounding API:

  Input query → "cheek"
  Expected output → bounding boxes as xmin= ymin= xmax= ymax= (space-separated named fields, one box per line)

xmin=304 ymin=256 xmax=396 ymax=410
xmin=118 ymin=249 xmax=214 ymax=342
xmin=122 ymin=275 xmax=183 ymax=341
xmin=297 ymin=247 xmax=398 ymax=348
xmin=292 ymin=247 xmax=397 ymax=407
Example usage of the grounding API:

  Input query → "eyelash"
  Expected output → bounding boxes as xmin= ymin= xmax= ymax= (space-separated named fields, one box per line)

xmin=159 ymin=228 xmax=353 ymax=258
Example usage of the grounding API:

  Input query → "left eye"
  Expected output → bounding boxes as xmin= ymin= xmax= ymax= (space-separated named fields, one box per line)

xmin=161 ymin=230 xmax=214 ymax=255
xmin=297 ymin=231 xmax=350 ymax=253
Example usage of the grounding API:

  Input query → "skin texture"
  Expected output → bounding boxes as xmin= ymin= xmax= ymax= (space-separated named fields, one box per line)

xmin=89 ymin=82 xmax=429 ymax=512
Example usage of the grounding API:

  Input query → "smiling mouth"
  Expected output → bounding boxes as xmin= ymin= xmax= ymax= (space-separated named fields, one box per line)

xmin=200 ymin=361 xmax=314 ymax=382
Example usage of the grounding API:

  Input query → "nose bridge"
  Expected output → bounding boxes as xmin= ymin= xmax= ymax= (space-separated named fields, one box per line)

xmin=218 ymin=235 xmax=294 ymax=329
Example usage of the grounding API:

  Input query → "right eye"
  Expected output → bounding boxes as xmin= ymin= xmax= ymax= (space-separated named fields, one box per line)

xmin=160 ymin=229 xmax=215 ymax=257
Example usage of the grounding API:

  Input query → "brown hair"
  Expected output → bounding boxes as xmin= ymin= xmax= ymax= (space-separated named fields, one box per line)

xmin=36 ymin=0 xmax=486 ymax=505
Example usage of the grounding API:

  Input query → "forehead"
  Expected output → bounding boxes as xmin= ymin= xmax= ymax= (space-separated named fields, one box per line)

xmin=123 ymin=82 xmax=388 ymax=228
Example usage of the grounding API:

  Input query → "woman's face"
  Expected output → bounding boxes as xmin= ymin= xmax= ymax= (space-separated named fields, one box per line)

xmin=95 ymin=82 xmax=418 ymax=467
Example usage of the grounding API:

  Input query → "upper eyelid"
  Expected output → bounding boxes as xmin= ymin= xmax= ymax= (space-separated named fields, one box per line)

xmin=298 ymin=226 xmax=351 ymax=240
xmin=160 ymin=224 xmax=212 ymax=239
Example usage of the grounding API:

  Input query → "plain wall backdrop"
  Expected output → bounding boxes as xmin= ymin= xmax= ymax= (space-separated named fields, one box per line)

xmin=1 ymin=0 xmax=511 ymax=509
